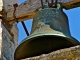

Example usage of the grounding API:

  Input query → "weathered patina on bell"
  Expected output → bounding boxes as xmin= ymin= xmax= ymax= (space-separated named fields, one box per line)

xmin=14 ymin=4 xmax=80 ymax=60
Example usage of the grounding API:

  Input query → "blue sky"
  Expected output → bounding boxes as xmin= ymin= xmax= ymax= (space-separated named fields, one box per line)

xmin=18 ymin=0 xmax=80 ymax=44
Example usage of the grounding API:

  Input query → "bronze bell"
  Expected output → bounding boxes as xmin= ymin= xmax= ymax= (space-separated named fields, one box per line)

xmin=14 ymin=4 xmax=80 ymax=60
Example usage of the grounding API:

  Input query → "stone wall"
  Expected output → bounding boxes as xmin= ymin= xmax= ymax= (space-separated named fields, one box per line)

xmin=1 ymin=23 xmax=18 ymax=60
xmin=0 ymin=0 xmax=3 ymax=11
xmin=0 ymin=0 xmax=19 ymax=60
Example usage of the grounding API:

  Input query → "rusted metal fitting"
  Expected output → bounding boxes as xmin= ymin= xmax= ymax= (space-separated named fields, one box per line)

xmin=13 ymin=3 xmax=29 ymax=36
xmin=13 ymin=3 xmax=18 ymax=23
xmin=13 ymin=3 xmax=18 ymax=8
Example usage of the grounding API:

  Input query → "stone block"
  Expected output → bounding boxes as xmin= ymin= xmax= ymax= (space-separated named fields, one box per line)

xmin=1 ymin=23 xmax=18 ymax=60
xmin=22 ymin=45 xmax=80 ymax=60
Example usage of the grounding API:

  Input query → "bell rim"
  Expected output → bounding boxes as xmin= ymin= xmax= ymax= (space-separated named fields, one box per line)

xmin=14 ymin=33 xmax=80 ymax=60
xmin=19 ymin=32 xmax=79 ymax=45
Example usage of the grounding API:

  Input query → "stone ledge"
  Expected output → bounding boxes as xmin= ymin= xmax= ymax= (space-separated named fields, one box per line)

xmin=22 ymin=45 xmax=80 ymax=60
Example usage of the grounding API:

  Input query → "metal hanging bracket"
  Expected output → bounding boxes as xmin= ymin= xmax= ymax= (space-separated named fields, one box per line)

xmin=13 ymin=3 xmax=18 ymax=23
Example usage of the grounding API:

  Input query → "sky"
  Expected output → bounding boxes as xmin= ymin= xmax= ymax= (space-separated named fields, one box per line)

xmin=17 ymin=0 xmax=80 ymax=44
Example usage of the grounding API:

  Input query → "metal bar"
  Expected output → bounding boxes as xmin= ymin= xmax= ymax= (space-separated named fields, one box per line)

xmin=41 ymin=0 xmax=44 ymax=9
xmin=55 ymin=0 xmax=57 ymax=8
xmin=21 ymin=21 xmax=29 ymax=36
xmin=51 ymin=0 xmax=53 ymax=4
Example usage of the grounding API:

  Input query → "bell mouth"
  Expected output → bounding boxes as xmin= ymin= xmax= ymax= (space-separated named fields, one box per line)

xmin=14 ymin=35 xmax=80 ymax=60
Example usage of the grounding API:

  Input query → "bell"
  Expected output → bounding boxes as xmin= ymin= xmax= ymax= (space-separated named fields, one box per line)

xmin=14 ymin=4 xmax=80 ymax=60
